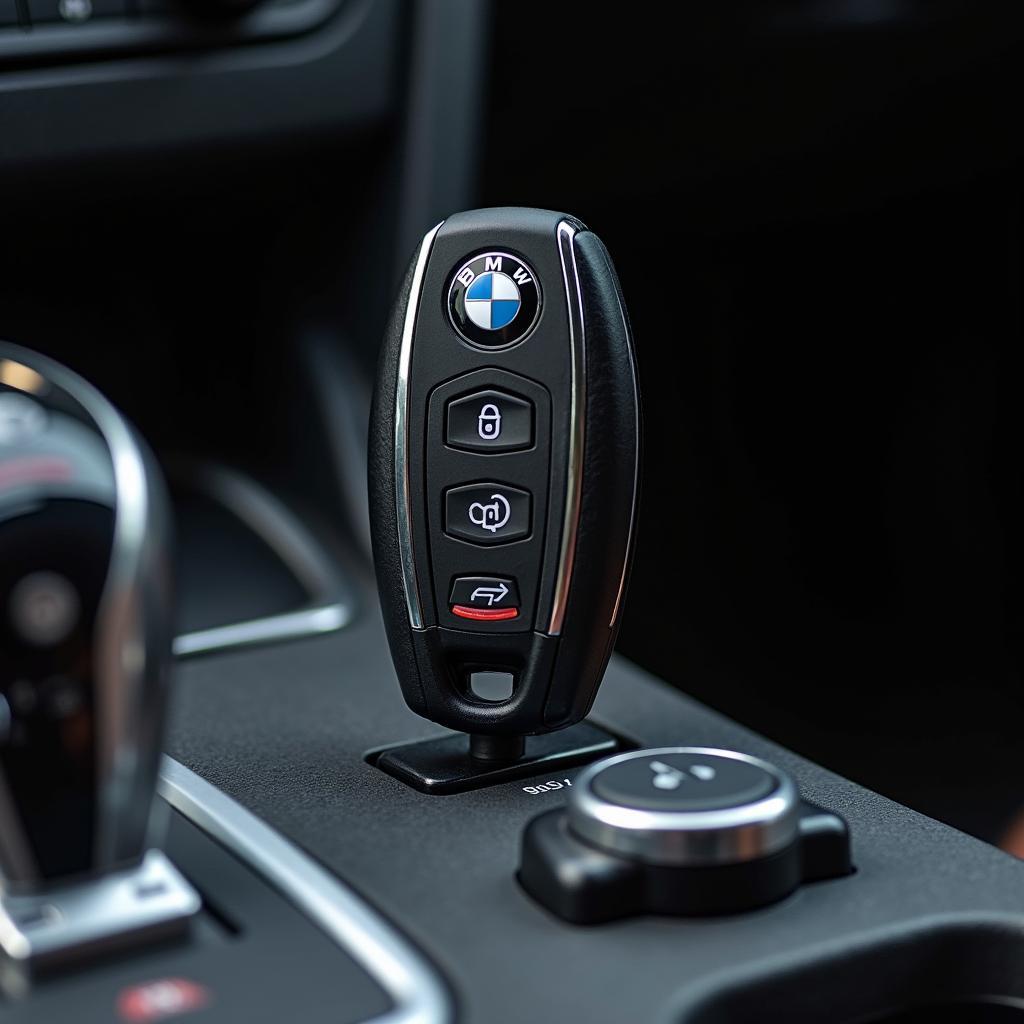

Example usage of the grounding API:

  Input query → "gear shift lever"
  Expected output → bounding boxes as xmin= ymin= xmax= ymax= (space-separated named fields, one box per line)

xmin=0 ymin=343 xmax=198 ymax=990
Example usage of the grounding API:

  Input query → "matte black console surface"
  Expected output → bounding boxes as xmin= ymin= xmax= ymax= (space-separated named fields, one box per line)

xmin=166 ymin=597 xmax=1024 ymax=1024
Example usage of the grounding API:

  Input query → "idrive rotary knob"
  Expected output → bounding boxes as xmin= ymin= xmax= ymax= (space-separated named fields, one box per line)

xmin=519 ymin=748 xmax=852 ymax=923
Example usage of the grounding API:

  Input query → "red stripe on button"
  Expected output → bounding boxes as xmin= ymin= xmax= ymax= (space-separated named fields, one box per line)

xmin=451 ymin=605 xmax=519 ymax=621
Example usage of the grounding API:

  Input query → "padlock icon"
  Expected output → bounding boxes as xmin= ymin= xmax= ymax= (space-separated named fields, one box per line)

xmin=477 ymin=402 xmax=502 ymax=440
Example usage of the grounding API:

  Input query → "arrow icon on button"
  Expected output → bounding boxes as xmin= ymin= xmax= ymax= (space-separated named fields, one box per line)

xmin=469 ymin=583 xmax=509 ymax=606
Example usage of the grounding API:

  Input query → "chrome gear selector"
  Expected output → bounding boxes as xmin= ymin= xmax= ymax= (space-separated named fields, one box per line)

xmin=369 ymin=208 xmax=640 ymax=785
xmin=0 ymin=343 xmax=198 ymax=989
xmin=519 ymin=748 xmax=852 ymax=922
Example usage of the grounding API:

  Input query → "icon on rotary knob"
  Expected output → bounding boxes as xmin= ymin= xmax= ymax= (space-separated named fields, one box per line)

xmin=649 ymin=759 xmax=718 ymax=790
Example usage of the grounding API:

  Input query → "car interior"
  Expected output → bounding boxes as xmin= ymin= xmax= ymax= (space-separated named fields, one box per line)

xmin=2 ymin=1 xmax=1024 ymax=1021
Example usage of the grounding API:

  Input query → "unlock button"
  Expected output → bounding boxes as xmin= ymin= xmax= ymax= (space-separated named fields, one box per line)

xmin=446 ymin=389 xmax=533 ymax=453
xmin=444 ymin=483 xmax=531 ymax=545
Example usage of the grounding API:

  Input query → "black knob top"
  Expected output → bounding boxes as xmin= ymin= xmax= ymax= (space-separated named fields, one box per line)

xmin=590 ymin=750 xmax=778 ymax=813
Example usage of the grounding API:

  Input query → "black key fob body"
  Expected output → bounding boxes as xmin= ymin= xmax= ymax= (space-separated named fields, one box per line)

xmin=370 ymin=208 xmax=640 ymax=737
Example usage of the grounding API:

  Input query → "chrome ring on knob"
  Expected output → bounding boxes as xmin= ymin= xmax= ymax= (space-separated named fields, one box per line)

xmin=567 ymin=747 xmax=800 ymax=867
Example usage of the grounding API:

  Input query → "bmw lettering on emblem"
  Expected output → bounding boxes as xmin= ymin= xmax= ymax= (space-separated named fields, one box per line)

xmin=447 ymin=252 xmax=541 ymax=349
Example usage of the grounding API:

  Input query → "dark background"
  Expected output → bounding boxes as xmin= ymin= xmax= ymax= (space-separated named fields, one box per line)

xmin=479 ymin=3 xmax=1024 ymax=843
xmin=3 ymin=0 xmax=1023 ymax=843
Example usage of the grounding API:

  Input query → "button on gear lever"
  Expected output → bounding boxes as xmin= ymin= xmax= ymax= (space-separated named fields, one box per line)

xmin=0 ymin=343 xmax=199 ymax=992
xmin=369 ymin=208 xmax=641 ymax=789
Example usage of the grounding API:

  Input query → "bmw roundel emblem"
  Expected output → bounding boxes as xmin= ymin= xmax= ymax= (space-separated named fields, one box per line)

xmin=447 ymin=251 xmax=541 ymax=349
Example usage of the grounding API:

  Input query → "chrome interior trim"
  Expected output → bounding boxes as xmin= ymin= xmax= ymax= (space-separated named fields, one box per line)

xmin=395 ymin=221 xmax=443 ymax=630
xmin=170 ymin=462 xmax=357 ymax=659
xmin=548 ymin=221 xmax=586 ymax=635
xmin=609 ymin=283 xmax=640 ymax=627
xmin=179 ymin=462 xmax=340 ymax=598
xmin=0 ymin=850 xmax=200 ymax=996
xmin=87 ymin=365 xmax=169 ymax=870
xmin=173 ymin=604 xmax=351 ymax=659
xmin=568 ymin=748 xmax=800 ymax=867
xmin=159 ymin=758 xmax=451 ymax=1024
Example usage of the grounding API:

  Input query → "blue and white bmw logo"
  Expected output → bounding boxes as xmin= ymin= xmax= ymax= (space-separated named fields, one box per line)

xmin=448 ymin=251 xmax=541 ymax=349
xmin=465 ymin=271 xmax=522 ymax=330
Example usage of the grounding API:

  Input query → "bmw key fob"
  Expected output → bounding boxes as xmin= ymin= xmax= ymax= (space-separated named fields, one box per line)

xmin=369 ymin=208 xmax=640 ymax=741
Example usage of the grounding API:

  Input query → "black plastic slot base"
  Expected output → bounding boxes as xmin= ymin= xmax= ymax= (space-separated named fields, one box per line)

xmin=371 ymin=721 xmax=625 ymax=795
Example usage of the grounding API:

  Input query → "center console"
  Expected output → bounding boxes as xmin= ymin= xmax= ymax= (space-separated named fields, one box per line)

xmin=165 ymin=616 xmax=1024 ymax=1023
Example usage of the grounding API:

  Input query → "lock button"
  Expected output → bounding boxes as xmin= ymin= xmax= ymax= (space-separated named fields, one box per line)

xmin=446 ymin=389 xmax=533 ymax=454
